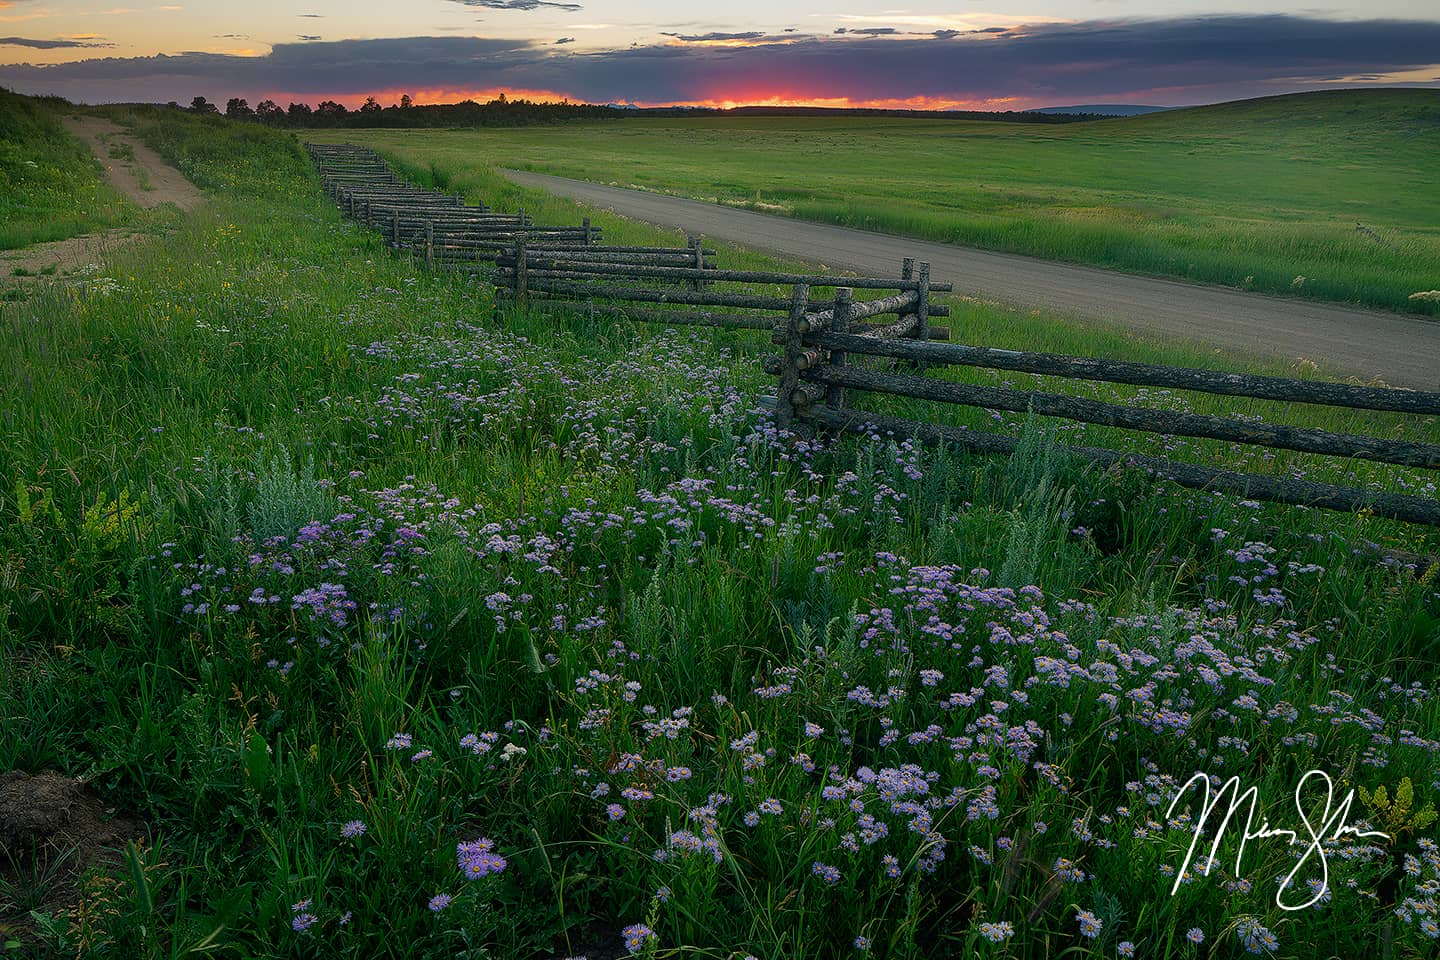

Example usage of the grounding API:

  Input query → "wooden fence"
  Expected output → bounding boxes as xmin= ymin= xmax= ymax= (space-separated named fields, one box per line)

xmin=764 ymin=329 xmax=1440 ymax=526
xmin=307 ymin=143 xmax=1440 ymax=528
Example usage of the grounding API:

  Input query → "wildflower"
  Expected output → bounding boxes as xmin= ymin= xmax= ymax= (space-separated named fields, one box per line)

xmin=854 ymin=935 xmax=871 ymax=951
xmin=1118 ymin=942 xmax=1135 ymax=958
xmin=812 ymin=861 xmax=841 ymax=884
xmin=607 ymin=803 xmax=627 ymax=821
xmin=456 ymin=837 xmax=507 ymax=879
xmin=340 ymin=819 xmax=366 ymax=839
xmin=622 ymin=923 xmax=654 ymax=954
xmin=1187 ymin=927 xmax=1204 ymax=944
xmin=1236 ymin=919 xmax=1278 ymax=954
xmin=385 ymin=733 xmax=412 ymax=750
xmin=654 ymin=885 xmax=671 ymax=903
xmin=291 ymin=912 xmax=317 ymax=932
xmin=1076 ymin=909 xmax=1102 ymax=939
xmin=978 ymin=921 xmax=1014 ymax=943
xmin=428 ymin=893 xmax=453 ymax=912
xmin=412 ymin=749 xmax=434 ymax=762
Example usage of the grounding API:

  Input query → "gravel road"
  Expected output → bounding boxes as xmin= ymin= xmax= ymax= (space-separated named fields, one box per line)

xmin=502 ymin=169 xmax=1439 ymax=390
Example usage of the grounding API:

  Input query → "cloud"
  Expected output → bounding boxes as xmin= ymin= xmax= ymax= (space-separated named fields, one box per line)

xmin=447 ymin=0 xmax=581 ymax=10
xmin=1 ymin=35 xmax=113 ymax=48
xmin=554 ymin=36 xmax=574 ymax=45
xmin=298 ymin=35 xmax=320 ymax=41
xmin=2 ymin=16 xmax=1439 ymax=108
xmin=662 ymin=31 xmax=765 ymax=42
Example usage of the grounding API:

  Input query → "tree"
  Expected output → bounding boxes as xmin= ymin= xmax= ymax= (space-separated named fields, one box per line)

xmin=287 ymin=101 xmax=314 ymax=123
xmin=399 ymin=93 xmax=413 ymax=110
xmin=359 ymin=96 xmax=381 ymax=115
xmin=190 ymin=95 xmax=218 ymax=114
xmin=315 ymin=100 xmax=347 ymax=120
xmin=255 ymin=99 xmax=284 ymax=123
xmin=225 ymin=97 xmax=254 ymax=120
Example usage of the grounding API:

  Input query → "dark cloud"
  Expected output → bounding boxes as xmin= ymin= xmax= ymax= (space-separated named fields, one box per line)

xmin=932 ymin=29 xmax=959 ymax=40
xmin=298 ymin=35 xmax=321 ymax=41
xmin=662 ymin=31 xmax=766 ymax=42
xmin=838 ymin=27 xmax=900 ymax=36
xmin=1 ymin=36 xmax=113 ymax=49
xmin=299 ymin=13 xmax=323 ymax=17
xmin=554 ymin=37 xmax=574 ymax=45
xmin=447 ymin=0 xmax=581 ymax=11
xmin=3 ymin=17 xmax=1439 ymax=107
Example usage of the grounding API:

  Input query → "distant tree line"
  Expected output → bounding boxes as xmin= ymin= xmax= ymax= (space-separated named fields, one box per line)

xmin=180 ymin=93 xmax=622 ymax=128
xmin=178 ymin=94 xmax=1108 ymax=127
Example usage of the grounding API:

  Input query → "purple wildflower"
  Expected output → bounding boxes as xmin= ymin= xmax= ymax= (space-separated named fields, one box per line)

xmin=622 ymin=923 xmax=654 ymax=954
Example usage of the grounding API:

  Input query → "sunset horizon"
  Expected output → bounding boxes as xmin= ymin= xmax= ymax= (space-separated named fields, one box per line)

xmin=3 ymin=2 xmax=1439 ymax=113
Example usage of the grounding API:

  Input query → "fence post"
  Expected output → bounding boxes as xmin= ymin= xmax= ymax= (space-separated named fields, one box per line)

xmin=902 ymin=257 xmax=915 ymax=283
xmin=774 ymin=283 xmax=811 ymax=430
xmin=688 ymin=236 xmax=703 ymax=291
xmin=425 ymin=221 xmax=434 ymax=268
xmin=826 ymin=288 xmax=854 ymax=411
xmin=363 ymin=200 xmax=372 ymax=227
xmin=583 ymin=217 xmax=593 ymax=246
xmin=514 ymin=239 xmax=528 ymax=309
xmin=915 ymin=261 xmax=931 ymax=349
xmin=392 ymin=212 xmax=401 ymax=247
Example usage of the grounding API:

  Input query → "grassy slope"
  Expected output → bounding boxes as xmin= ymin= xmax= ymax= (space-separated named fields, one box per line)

xmin=2 ymin=109 xmax=1438 ymax=960
xmin=320 ymin=90 xmax=1440 ymax=315
xmin=0 ymin=88 xmax=138 ymax=250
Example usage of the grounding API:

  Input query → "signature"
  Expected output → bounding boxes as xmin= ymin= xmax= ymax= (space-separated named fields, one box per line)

xmin=1165 ymin=770 xmax=1390 ymax=911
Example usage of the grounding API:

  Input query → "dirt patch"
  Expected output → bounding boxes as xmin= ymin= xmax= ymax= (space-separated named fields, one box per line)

xmin=0 ymin=229 xmax=149 ymax=288
xmin=61 ymin=115 xmax=202 ymax=211
xmin=0 ymin=770 xmax=146 ymax=942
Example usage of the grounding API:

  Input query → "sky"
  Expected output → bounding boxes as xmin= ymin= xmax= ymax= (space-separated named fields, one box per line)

xmin=2 ymin=0 xmax=1439 ymax=110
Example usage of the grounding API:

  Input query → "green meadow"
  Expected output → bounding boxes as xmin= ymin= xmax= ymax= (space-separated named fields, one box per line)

xmin=1 ymin=98 xmax=1439 ymax=959
xmin=320 ymin=89 xmax=1440 ymax=315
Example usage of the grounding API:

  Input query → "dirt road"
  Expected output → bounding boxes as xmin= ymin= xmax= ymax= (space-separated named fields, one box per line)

xmin=502 ymin=169 xmax=1440 ymax=390
xmin=61 ymin=115 xmax=202 ymax=210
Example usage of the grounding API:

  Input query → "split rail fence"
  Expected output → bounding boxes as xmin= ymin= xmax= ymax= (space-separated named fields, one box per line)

xmin=308 ymin=143 xmax=1440 ymax=528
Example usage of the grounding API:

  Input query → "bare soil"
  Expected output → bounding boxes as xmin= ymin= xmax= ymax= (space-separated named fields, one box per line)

xmin=60 ymin=115 xmax=202 ymax=211
xmin=0 ymin=770 xmax=146 ymax=943
xmin=0 ymin=229 xmax=149 ymax=284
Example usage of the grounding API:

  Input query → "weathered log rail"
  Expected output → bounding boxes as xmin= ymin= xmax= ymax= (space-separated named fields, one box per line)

xmin=305 ymin=143 xmax=1440 ymax=527
xmin=764 ymin=323 xmax=1440 ymax=526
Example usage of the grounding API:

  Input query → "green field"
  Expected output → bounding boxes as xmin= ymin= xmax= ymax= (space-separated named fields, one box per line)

xmin=2 ymin=101 xmax=1439 ymax=959
xmin=0 ymin=88 xmax=139 ymax=250
xmin=323 ymin=90 xmax=1440 ymax=316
